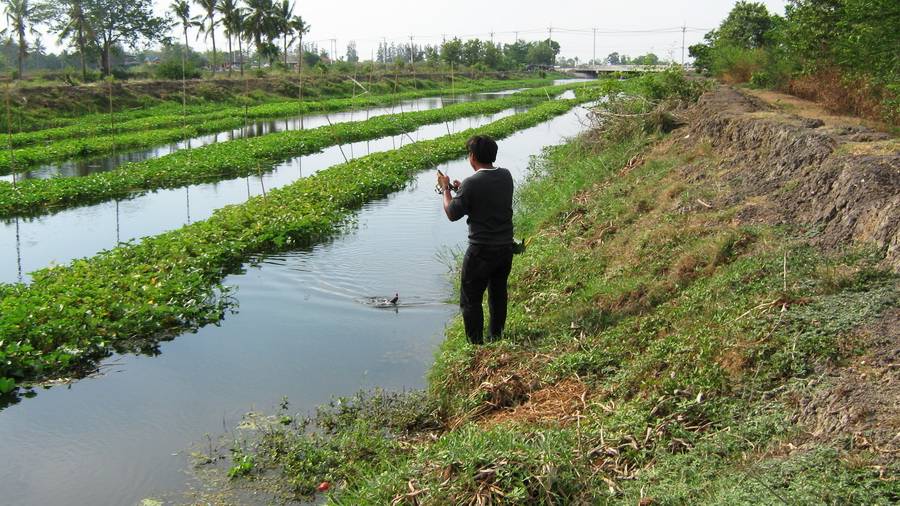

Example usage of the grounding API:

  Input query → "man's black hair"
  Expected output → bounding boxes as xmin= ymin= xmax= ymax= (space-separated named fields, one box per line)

xmin=466 ymin=135 xmax=498 ymax=164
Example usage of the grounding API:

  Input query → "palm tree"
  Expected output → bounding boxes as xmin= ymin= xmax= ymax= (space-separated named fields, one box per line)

xmin=229 ymin=5 xmax=247 ymax=75
xmin=2 ymin=0 xmax=45 ymax=79
xmin=194 ymin=0 xmax=219 ymax=72
xmin=274 ymin=0 xmax=293 ymax=68
xmin=215 ymin=0 xmax=239 ymax=74
xmin=243 ymin=0 xmax=275 ymax=69
xmin=170 ymin=0 xmax=201 ymax=56
xmin=53 ymin=1 xmax=94 ymax=81
xmin=289 ymin=14 xmax=308 ymax=74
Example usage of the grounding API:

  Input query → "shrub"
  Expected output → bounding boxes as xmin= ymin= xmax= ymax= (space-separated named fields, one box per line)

xmin=637 ymin=68 xmax=707 ymax=102
xmin=154 ymin=59 xmax=201 ymax=80
xmin=710 ymin=45 xmax=767 ymax=83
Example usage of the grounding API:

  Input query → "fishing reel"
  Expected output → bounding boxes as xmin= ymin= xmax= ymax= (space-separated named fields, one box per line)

xmin=434 ymin=182 xmax=460 ymax=195
xmin=434 ymin=170 xmax=460 ymax=195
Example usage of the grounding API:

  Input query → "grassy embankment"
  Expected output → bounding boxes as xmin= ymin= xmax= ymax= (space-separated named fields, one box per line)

xmin=0 ymin=82 xmax=588 ymax=218
xmin=0 ymin=84 xmax=612 ymax=399
xmin=0 ymin=77 xmax=557 ymax=173
xmin=226 ymin=73 xmax=898 ymax=504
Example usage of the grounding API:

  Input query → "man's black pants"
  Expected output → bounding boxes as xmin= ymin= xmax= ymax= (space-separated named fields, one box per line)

xmin=460 ymin=244 xmax=514 ymax=344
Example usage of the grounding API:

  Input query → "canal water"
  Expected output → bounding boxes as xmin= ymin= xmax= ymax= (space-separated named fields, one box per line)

xmin=0 ymin=105 xmax=592 ymax=505
xmin=0 ymin=108 xmax=525 ymax=284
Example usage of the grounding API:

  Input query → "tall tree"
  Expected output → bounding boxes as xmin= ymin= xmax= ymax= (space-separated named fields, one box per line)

xmin=717 ymin=1 xmax=775 ymax=49
xmin=502 ymin=40 xmax=529 ymax=67
xmin=289 ymin=14 xmax=308 ymax=73
xmin=274 ymin=0 xmax=293 ymax=67
xmin=194 ymin=0 xmax=218 ymax=71
xmin=440 ymin=37 xmax=462 ymax=66
xmin=1 ymin=0 xmax=49 ymax=78
xmin=461 ymin=38 xmax=482 ymax=66
xmin=215 ymin=0 xmax=238 ymax=74
xmin=345 ymin=41 xmax=358 ymax=63
xmin=86 ymin=0 xmax=170 ymax=76
xmin=170 ymin=0 xmax=200 ymax=56
xmin=243 ymin=0 xmax=275 ymax=68
xmin=50 ymin=0 xmax=94 ymax=80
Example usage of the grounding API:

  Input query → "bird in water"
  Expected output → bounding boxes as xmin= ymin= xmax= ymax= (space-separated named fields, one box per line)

xmin=389 ymin=293 xmax=399 ymax=305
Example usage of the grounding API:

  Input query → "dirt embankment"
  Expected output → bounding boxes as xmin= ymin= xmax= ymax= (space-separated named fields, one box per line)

xmin=685 ymin=86 xmax=899 ymax=462
xmin=687 ymin=85 xmax=899 ymax=270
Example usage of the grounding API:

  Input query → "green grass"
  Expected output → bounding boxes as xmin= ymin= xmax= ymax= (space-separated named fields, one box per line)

xmin=221 ymin=74 xmax=898 ymax=504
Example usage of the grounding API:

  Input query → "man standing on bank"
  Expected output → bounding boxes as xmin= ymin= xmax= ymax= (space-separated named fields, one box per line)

xmin=437 ymin=135 xmax=514 ymax=345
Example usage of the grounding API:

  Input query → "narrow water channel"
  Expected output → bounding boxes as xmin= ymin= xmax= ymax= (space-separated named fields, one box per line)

xmin=0 ymin=105 xmax=591 ymax=506
xmin=0 ymin=108 xmax=526 ymax=284
xmin=1 ymin=92 xmax=507 ymax=182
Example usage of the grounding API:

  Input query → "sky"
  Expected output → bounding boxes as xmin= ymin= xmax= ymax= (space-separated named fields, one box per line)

xmin=41 ymin=0 xmax=789 ymax=63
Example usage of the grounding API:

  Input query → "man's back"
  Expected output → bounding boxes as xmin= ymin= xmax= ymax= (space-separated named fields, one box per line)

xmin=447 ymin=167 xmax=514 ymax=246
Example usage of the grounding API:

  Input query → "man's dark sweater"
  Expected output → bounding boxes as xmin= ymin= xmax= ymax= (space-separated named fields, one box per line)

xmin=445 ymin=167 xmax=514 ymax=245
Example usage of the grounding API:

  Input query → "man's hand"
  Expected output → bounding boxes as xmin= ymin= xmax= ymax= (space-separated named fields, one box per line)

xmin=452 ymin=180 xmax=461 ymax=191
xmin=436 ymin=171 xmax=450 ymax=192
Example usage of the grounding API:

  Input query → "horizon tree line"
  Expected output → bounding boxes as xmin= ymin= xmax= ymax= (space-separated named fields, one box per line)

xmin=0 ymin=0 xmax=597 ymax=81
xmin=0 ymin=0 xmax=311 ymax=80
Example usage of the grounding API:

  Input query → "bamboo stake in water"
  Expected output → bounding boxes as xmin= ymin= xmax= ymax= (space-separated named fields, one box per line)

xmin=115 ymin=199 xmax=120 ymax=243
xmin=257 ymin=162 xmax=267 ymax=199
xmin=15 ymin=215 xmax=22 ymax=283
xmin=5 ymin=81 xmax=17 ymax=189
xmin=297 ymin=69 xmax=304 ymax=129
xmin=108 ymin=77 xmax=116 ymax=158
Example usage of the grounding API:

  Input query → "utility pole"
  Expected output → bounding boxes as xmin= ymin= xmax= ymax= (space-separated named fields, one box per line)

xmin=592 ymin=27 xmax=597 ymax=65
xmin=409 ymin=35 xmax=414 ymax=64
xmin=514 ymin=31 xmax=518 ymax=42
xmin=681 ymin=23 xmax=686 ymax=65
xmin=490 ymin=30 xmax=494 ymax=44
xmin=382 ymin=36 xmax=387 ymax=70
xmin=548 ymin=25 xmax=553 ymax=66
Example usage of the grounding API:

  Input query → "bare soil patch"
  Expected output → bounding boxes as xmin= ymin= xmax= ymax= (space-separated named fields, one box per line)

xmin=686 ymin=85 xmax=900 ymax=271
xmin=743 ymin=87 xmax=890 ymax=133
